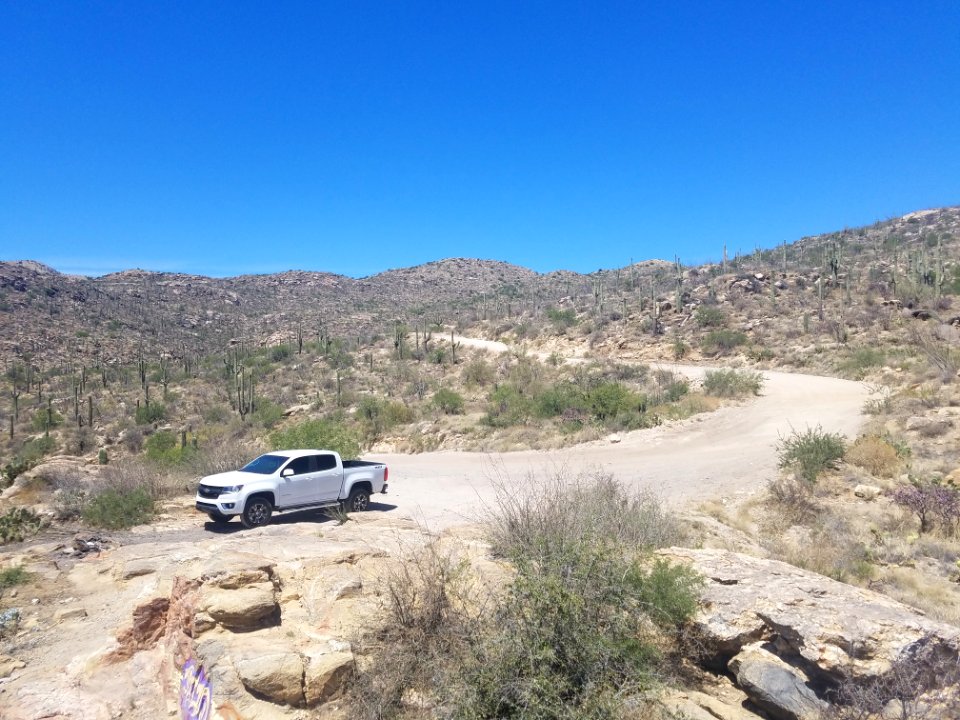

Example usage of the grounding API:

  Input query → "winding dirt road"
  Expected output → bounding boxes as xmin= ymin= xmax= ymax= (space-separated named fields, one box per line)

xmin=370 ymin=338 xmax=872 ymax=528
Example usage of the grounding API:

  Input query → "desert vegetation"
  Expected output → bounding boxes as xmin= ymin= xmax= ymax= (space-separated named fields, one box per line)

xmin=349 ymin=473 xmax=700 ymax=720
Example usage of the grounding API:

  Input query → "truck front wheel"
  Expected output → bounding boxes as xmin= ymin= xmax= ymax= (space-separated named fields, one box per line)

xmin=343 ymin=487 xmax=370 ymax=513
xmin=241 ymin=497 xmax=273 ymax=528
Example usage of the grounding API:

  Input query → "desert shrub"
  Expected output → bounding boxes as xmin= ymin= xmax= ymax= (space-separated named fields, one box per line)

xmin=270 ymin=344 xmax=292 ymax=362
xmin=831 ymin=649 xmax=960 ymax=719
xmin=466 ymin=473 xmax=699 ymax=718
xmin=0 ymin=507 xmax=44 ymax=544
xmin=83 ymin=486 xmax=154 ymax=529
xmin=695 ymin=306 xmax=725 ymax=328
xmin=767 ymin=476 xmax=819 ymax=524
xmin=586 ymin=382 xmax=639 ymax=421
xmin=269 ymin=418 xmax=361 ymax=458
xmin=462 ymin=357 xmax=495 ymax=387
xmin=3 ymin=436 xmax=57 ymax=485
xmin=189 ymin=438 xmax=263 ymax=478
xmin=349 ymin=473 xmax=696 ymax=719
xmin=485 ymin=384 xmax=533 ymax=427
xmin=144 ymin=429 xmax=196 ymax=465
xmin=251 ymin=399 xmax=285 ymax=429
xmin=432 ymin=388 xmax=464 ymax=415
xmin=912 ymin=327 xmax=960 ymax=382
xmin=546 ymin=307 xmax=577 ymax=330
xmin=838 ymin=346 xmax=886 ymax=379
xmin=672 ymin=337 xmax=689 ymax=360
xmin=202 ymin=404 xmax=231 ymax=424
xmin=701 ymin=329 xmax=747 ymax=355
xmin=892 ymin=478 xmax=960 ymax=535
xmin=659 ymin=378 xmax=689 ymax=403
xmin=702 ymin=369 xmax=764 ymax=397
xmin=0 ymin=565 xmax=30 ymax=590
xmin=358 ymin=397 xmax=415 ymax=439
xmin=533 ymin=382 xmax=586 ymax=419
xmin=135 ymin=402 xmax=167 ymax=425
xmin=777 ymin=426 xmax=846 ymax=483
xmin=846 ymin=435 xmax=900 ymax=477
xmin=31 ymin=406 xmax=63 ymax=432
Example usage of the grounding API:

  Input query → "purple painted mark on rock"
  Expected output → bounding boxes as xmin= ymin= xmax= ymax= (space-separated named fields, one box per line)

xmin=180 ymin=659 xmax=212 ymax=720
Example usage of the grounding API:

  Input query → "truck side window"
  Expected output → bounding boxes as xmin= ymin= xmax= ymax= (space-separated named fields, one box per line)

xmin=286 ymin=456 xmax=312 ymax=476
xmin=315 ymin=454 xmax=337 ymax=471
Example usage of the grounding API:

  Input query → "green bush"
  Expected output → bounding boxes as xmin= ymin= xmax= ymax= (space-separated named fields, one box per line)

xmin=83 ymin=486 xmax=155 ymax=529
xmin=144 ymin=430 xmax=195 ymax=465
xmin=3 ymin=435 xmax=57 ymax=485
xmin=31 ymin=406 xmax=63 ymax=432
xmin=702 ymin=369 xmax=764 ymax=397
xmin=357 ymin=397 xmax=415 ymax=440
xmin=252 ymin=399 xmax=285 ymax=429
xmin=695 ymin=306 xmax=726 ymax=328
xmin=135 ymin=402 xmax=166 ymax=425
xmin=462 ymin=357 xmax=495 ymax=387
xmin=0 ymin=507 xmax=44 ymax=544
xmin=701 ymin=329 xmax=748 ymax=355
xmin=838 ymin=347 xmax=886 ymax=379
xmin=778 ymin=426 xmax=846 ymax=482
xmin=464 ymin=473 xmax=700 ymax=719
xmin=533 ymin=382 xmax=586 ymax=419
xmin=546 ymin=307 xmax=577 ymax=330
xmin=432 ymin=388 xmax=465 ymax=415
xmin=586 ymin=382 xmax=635 ymax=421
xmin=0 ymin=565 xmax=30 ymax=589
xmin=485 ymin=384 xmax=532 ymax=427
xmin=270 ymin=418 xmax=361 ymax=458
xmin=270 ymin=344 xmax=293 ymax=362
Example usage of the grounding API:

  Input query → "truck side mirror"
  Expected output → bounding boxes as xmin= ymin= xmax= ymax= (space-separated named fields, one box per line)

xmin=281 ymin=467 xmax=294 ymax=477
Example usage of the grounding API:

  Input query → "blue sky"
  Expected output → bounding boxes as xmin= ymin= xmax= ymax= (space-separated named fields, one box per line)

xmin=1 ymin=2 xmax=958 ymax=278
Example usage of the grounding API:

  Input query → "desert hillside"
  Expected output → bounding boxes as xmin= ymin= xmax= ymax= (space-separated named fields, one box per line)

xmin=1 ymin=206 xmax=959 ymax=719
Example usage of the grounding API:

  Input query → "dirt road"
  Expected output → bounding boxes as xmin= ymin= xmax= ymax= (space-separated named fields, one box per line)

xmin=370 ymin=338 xmax=872 ymax=527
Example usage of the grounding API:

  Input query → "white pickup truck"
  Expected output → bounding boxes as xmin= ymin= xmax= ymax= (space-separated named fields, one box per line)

xmin=195 ymin=449 xmax=388 ymax=528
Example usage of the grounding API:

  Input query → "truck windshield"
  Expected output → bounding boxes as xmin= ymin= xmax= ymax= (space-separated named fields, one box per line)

xmin=240 ymin=454 xmax=287 ymax=475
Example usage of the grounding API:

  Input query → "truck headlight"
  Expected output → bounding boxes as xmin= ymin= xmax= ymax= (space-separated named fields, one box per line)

xmin=222 ymin=485 xmax=244 ymax=493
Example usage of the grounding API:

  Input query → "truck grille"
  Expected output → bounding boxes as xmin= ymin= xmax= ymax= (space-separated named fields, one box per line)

xmin=198 ymin=484 xmax=224 ymax=499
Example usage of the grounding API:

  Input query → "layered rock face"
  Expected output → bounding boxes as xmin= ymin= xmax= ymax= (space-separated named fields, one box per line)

xmin=660 ymin=548 xmax=960 ymax=720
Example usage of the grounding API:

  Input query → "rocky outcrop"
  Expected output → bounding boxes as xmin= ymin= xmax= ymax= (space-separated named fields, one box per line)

xmin=660 ymin=548 xmax=960 ymax=720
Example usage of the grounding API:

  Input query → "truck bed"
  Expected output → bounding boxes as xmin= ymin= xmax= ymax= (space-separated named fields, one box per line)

xmin=342 ymin=459 xmax=385 ymax=468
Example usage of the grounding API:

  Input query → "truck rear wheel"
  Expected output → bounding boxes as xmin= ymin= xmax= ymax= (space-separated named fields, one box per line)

xmin=241 ymin=496 xmax=273 ymax=528
xmin=343 ymin=487 xmax=370 ymax=513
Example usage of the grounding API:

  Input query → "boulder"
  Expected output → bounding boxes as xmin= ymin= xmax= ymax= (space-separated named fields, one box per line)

xmin=853 ymin=484 xmax=882 ymax=500
xmin=199 ymin=583 xmax=278 ymax=629
xmin=234 ymin=651 xmax=305 ymax=706
xmin=304 ymin=651 xmax=354 ymax=705
xmin=729 ymin=642 xmax=828 ymax=720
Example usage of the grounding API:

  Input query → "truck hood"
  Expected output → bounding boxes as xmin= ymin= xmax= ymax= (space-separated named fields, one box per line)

xmin=200 ymin=470 xmax=253 ymax=488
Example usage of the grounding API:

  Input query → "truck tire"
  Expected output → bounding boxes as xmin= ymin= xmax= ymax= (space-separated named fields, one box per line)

xmin=241 ymin=496 xmax=273 ymax=528
xmin=343 ymin=487 xmax=370 ymax=513
xmin=207 ymin=511 xmax=232 ymax=525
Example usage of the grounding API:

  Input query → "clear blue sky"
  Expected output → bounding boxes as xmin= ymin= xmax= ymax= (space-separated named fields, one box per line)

xmin=2 ymin=1 xmax=958 ymax=278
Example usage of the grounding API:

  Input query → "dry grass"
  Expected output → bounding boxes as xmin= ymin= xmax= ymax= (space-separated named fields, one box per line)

xmin=845 ymin=435 xmax=901 ymax=477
